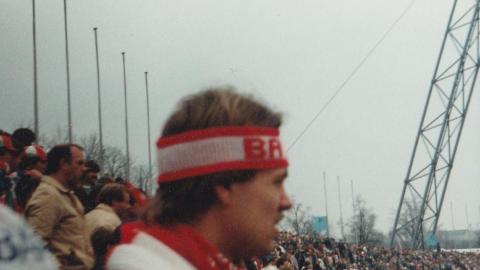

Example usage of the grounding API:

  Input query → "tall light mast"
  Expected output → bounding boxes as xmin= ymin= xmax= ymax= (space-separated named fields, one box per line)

xmin=391 ymin=0 xmax=480 ymax=249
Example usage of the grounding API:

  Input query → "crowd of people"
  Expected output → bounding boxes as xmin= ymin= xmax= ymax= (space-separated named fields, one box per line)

xmin=0 ymin=126 xmax=149 ymax=269
xmin=1 ymin=87 xmax=480 ymax=270
xmin=256 ymin=232 xmax=480 ymax=270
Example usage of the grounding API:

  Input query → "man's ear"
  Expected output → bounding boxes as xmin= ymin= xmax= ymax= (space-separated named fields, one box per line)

xmin=110 ymin=200 xmax=119 ymax=209
xmin=214 ymin=184 xmax=233 ymax=207
xmin=59 ymin=158 xmax=69 ymax=170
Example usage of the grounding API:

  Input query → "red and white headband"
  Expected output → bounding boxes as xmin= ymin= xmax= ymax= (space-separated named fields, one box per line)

xmin=156 ymin=126 xmax=288 ymax=183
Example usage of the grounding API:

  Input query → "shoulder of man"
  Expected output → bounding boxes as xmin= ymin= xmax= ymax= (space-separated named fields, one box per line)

xmin=86 ymin=205 xmax=120 ymax=232
xmin=107 ymin=232 xmax=196 ymax=270
xmin=24 ymin=177 xmax=64 ymax=236
xmin=27 ymin=178 xmax=63 ymax=205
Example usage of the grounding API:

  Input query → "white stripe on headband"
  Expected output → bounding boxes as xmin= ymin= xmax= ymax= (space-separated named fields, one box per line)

xmin=156 ymin=126 xmax=288 ymax=183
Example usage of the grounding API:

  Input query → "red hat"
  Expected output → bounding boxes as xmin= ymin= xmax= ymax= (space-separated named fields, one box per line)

xmin=24 ymin=144 xmax=47 ymax=161
xmin=0 ymin=134 xmax=15 ymax=152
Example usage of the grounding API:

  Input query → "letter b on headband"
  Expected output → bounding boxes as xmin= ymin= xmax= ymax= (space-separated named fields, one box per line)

xmin=156 ymin=127 xmax=289 ymax=183
xmin=244 ymin=137 xmax=283 ymax=160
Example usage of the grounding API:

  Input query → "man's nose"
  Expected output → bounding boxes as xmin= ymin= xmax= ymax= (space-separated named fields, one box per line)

xmin=280 ymin=190 xmax=292 ymax=211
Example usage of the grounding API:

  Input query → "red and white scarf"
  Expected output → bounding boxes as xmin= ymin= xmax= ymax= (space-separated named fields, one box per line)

xmin=118 ymin=222 xmax=246 ymax=270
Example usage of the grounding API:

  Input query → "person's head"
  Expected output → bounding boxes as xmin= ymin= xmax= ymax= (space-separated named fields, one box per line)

xmin=97 ymin=176 xmax=115 ymax=186
xmin=19 ymin=144 xmax=47 ymax=172
xmin=264 ymin=256 xmax=277 ymax=266
xmin=12 ymin=128 xmax=36 ymax=148
xmin=146 ymin=86 xmax=292 ymax=258
xmin=0 ymin=133 xmax=17 ymax=166
xmin=96 ymin=183 xmax=131 ymax=220
xmin=91 ymin=228 xmax=116 ymax=269
xmin=45 ymin=144 xmax=85 ymax=188
xmin=276 ymin=257 xmax=291 ymax=269
xmin=83 ymin=160 xmax=100 ymax=185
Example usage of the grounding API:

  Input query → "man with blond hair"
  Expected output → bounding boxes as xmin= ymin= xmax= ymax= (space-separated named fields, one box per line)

xmin=85 ymin=183 xmax=131 ymax=237
xmin=107 ymin=87 xmax=292 ymax=270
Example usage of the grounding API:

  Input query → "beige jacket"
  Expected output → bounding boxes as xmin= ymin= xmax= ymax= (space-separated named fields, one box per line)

xmin=85 ymin=203 xmax=121 ymax=238
xmin=25 ymin=176 xmax=94 ymax=270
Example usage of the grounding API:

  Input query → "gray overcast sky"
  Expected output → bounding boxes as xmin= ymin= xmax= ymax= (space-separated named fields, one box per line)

xmin=1 ymin=0 xmax=479 ymax=236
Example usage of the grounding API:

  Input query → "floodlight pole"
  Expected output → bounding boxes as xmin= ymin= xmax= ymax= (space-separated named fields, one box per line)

xmin=122 ymin=52 xmax=130 ymax=179
xmin=145 ymin=71 xmax=153 ymax=191
xmin=94 ymin=27 xmax=104 ymax=165
xmin=323 ymin=171 xmax=330 ymax=237
xmin=63 ymin=0 xmax=73 ymax=142
xmin=32 ymin=0 xmax=39 ymax=138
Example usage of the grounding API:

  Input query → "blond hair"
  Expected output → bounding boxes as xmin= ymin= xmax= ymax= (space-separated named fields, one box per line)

xmin=146 ymin=86 xmax=282 ymax=225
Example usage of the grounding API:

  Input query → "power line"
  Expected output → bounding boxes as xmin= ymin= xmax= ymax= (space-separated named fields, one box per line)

xmin=287 ymin=0 xmax=417 ymax=151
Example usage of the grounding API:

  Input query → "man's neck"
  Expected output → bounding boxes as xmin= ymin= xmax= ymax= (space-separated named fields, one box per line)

xmin=191 ymin=209 xmax=239 ymax=261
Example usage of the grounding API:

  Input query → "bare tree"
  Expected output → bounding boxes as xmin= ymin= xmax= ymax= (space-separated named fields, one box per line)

xmin=388 ymin=198 xmax=422 ymax=248
xmin=347 ymin=196 xmax=384 ymax=245
xmin=284 ymin=199 xmax=313 ymax=235
xmin=33 ymin=128 xmax=157 ymax=192
xmin=397 ymin=198 xmax=420 ymax=247
xmin=102 ymin=145 xmax=129 ymax=179
xmin=79 ymin=133 xmax=101 ymax=162
xmin=131 ymin=164 xmax=154 ymax=194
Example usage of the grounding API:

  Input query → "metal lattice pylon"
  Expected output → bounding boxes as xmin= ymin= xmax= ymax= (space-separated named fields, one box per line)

xmin=391 ymin=0 xmax=480 ymax=249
